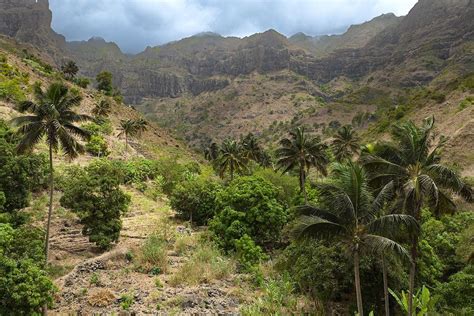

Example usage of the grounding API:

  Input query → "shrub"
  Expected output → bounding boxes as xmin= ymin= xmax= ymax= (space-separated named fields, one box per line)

xmin=0 ymin=121 xmax=49 ymax=223
xmin=60 ymin=159 xmax=130 ymax=249
xmin=209 ymin=176 xmax=288 ymax=251
xmin=234 ymin=234 xmax=268 ymax=272
xmin=0 ymin=78 xmax=26 ymax=102
xmin=74 ymin=77 xmax=90 ymax=88
xmin=170 ymin=177 xmax=222 ymax=225
xmin=436 ymin=265 xmax=474 ymax=313
xmin=0 ymin=224 xmax=55 ymax=314
xmin=253 ymin=168 xmax=299 ymax=207
xmin=169 ymin=243 xmax=233 ymax=286
xmin=82 ymin=120 xmax=113 ymax=136
xmin=86 ymin=135 xmax=110 ymax=157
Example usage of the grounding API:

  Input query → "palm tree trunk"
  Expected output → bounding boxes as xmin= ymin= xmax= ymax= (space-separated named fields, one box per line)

xmin=44 ymin=144 xmax=54 ymax=263
xmin=230 ymin=163 xmax=234 ymax=181
xmin=382 ymin=255 xmax=389 ymax=316
xmin=408 ymin=235 xmax=418 ymax=316
xmin=354 ymin=249 xmax=363 ymax=316
xmin=300 ymin=164 xmax=307 ymax=204
xmin=125 ymin=133 xmax=128 ymax=153
xmin=43 ymin=144 xmax=54 ymax=316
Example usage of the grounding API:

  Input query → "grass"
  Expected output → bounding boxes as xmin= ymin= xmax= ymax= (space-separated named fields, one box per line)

xmin=174 ymin=233 xmax=197 ymax=256
xmin=47 ymin=263 xmax=74 ymax=279
xmin=169 ymin=243 xmax=234 ymax=287
xmin=136 ymin=233 xmax=168 ymax=273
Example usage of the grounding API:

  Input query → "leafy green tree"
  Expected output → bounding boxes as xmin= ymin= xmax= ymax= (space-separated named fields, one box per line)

xmin=209 ymin=176 xmax=288 ymax=250
xmin=331 ymin=125 xmax=360 ymax=162
xmin=85 ymin=134 xmax=110 ymax=157
xmin=276 ymin=127 xmax=329 ymax=203
xmin=11 ymin=82 xmax=91 ymax=261
xmin=0 ymin=223 xmax=55 ymax=314
xmin=170 ymin=177 xmax=222 ymax=225
xmin=362 ymin=117 xmax=473 ymax=315
xmin=216 ymin=138 xmax=248 ymax=180
xmin=96 ymin=71 xmax=113 ymax=95
xmin=92 ymin=98 xmax=112 ymax=118
xmin=60 ymin=159 xmax=130 ymax=249
xmin=61 ymin=60 xmax=79 ymax=80
xmin=0 ymin=121 xmax=47 ymax=223
xmin=292 ymin=162 xmax=418 ymax=316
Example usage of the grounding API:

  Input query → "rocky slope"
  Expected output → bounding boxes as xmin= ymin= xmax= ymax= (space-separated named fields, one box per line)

xmin=0 ymin=0 xmax=473 ymax=173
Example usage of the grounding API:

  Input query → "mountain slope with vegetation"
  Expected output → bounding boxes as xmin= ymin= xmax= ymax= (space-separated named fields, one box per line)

xmin=0 ymin=0 xmax=473 ymax=315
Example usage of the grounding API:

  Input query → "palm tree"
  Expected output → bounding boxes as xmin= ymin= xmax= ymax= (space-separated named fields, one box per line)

xmin=11 ymin=82 xmax=91 ymax=262
xmin=276 ymin=127 xmax=329 ymax=203
xmin=133 ymin=118 xmax=148 ymax=135
xmin=362 ymin=117 xmax=473 ymax=316
xmin=61 ymin=60 xmax=79 ymax=80
xmin=204 ymin=142 xmax=219 ymax=161
xmin=92 ymin=98 xmax=112 ymax=118
xmin=241 ymin=132 xmax=271 ymax=167
xmin=216 ymin=138 xmax=247 ymax=180
xmin=292 ymin=162 xmax=418 ymax=316
xmin=331 ymin=125 xmax=360 ymax=162
xmin=117 ymin=119 xmax=137 ymax=152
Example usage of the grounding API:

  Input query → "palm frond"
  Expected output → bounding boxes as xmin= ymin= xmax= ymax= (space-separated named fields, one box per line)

xmin=291 ymin=215 xmax=346 ymax=241
xmin=363 ymin=234 xmax=410 ymax=260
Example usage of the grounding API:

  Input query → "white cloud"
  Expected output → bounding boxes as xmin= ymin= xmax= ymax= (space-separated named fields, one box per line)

xmin=50 ymin=0 xmax=418 ymax=53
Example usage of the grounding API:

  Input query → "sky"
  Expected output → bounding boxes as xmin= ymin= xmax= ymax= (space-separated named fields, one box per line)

xmin=49 ymin=0 xmax=418 ymax=54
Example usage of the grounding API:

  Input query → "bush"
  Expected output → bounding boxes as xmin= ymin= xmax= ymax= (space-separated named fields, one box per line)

xmin=170 ymin=177 xmax=222 ymax=225
xmin=60 ymin=159 xmax=130 ymax=249
xmin=0 ymin=224 xmax=55 ymax=314
xmin=235 ymin=234 xmax=268 ymax=272
xmin=74 ymin=77 xmax=90 ymax=88
xmin=436 ymin=265 xmax=474 ymax=313
xmin=209 ymin=176 xmax=288 ymax=251
xmin=253 ymin=168 xmax=299 ymax=207
xmin=0 ymin=121 xmax=49 ymax=223
xmin=82 ymin=120 xmax=113 ymax=136
xmin=86 ymin=135 xmax=110 ymax=157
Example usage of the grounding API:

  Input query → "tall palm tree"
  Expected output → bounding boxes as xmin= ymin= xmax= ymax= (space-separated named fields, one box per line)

xmin=117 ymin=119 xmax=137 ymax=152
xmin=204 ymin=142 xmax=219 ymax=161
xmin=276 ymin=127 xmax=329 ymax=203
xmin=292 ymin=162 xmax=418 ymax=316
xmin=11 ymin=82 xmax=91 ymax=262
xmin=331 ymin=125 xmax=360 ymax=162
xmin=92 ymin=98 xmax=112 ymax=118
xmin=216 ymin=138 xmax=247 ymax=181
xmin=362 ymin=117 xmax=473 ymax=316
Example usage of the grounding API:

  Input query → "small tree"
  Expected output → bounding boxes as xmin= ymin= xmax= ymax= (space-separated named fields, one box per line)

xmin=117 ymin=119 xmax=138 ymax=152
xmin=60 ymin=160 xmax=130 ymax=249
xmin=61 ymin=60 xmax=79 ymax=80
xmin=96 ymin=71 xmax=113 ymax=95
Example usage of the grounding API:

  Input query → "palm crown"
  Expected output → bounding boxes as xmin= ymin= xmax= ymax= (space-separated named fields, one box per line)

xmin=276 ymin=127 xmax=329 ymax=202
xmin=216 ymin=138 xmax=248 ymax=180
xmin=12 ymin=82 xmax=91 ymax=157
xmin=331 ymin=125 xmax=360 ymax=162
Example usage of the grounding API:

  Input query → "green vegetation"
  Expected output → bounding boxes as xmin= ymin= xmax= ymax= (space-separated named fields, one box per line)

xmin=60 ymin=159 xmax=131 ymax=249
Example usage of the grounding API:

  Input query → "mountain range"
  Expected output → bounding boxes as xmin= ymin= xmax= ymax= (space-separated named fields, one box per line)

xmin=0 ymin=0 xmax=473 ymax=172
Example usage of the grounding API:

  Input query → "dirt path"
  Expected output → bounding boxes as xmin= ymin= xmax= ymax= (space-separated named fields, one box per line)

xmin=49 ymin=189 xmax=245 ymax=315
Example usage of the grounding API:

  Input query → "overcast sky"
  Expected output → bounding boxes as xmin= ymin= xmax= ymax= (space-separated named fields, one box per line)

xmin=49 ymin=0 xmax=418 ymax=54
